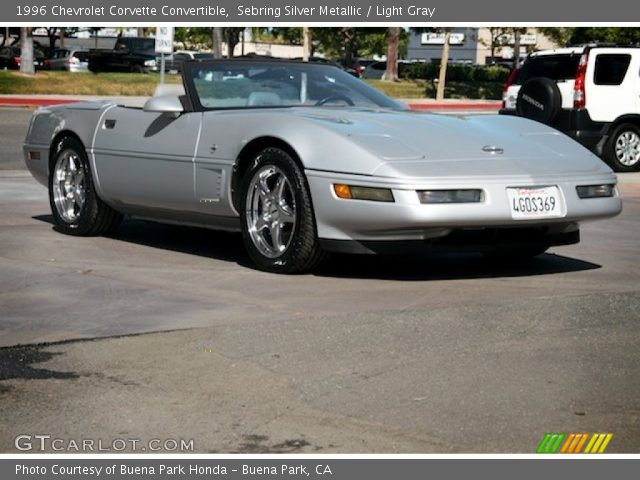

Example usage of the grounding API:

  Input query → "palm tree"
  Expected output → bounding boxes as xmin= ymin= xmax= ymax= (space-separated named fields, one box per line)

xmin=19 ymin=27 xmax=35 ymax=75
xmin=436 ymin=29 xmax=451 ymax=101
xmin=212 ymin=28 xmax=223 ymax=58
xmin=302 ymin=27 xmax=312 ymax=61
xmin=382 ymin=27 xmax=400 ymax=81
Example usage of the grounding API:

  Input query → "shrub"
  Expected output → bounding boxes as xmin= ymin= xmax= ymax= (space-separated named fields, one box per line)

xmin=400 ymin=63 xmax=511 ymax=84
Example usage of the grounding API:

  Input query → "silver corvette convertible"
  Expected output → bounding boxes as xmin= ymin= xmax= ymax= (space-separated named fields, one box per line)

xmin=23 ymin=59 xmax=622 ymax=273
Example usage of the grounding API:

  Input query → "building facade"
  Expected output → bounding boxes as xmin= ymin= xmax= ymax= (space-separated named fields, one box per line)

xmin=407 ymin=28 xmax=558 ymax=65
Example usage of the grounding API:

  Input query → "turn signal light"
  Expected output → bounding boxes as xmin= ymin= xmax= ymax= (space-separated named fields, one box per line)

xmin=576 ymin=184 xmax=615 ymax=198
xmin=333 ymin=184 xmax=394 ymax=202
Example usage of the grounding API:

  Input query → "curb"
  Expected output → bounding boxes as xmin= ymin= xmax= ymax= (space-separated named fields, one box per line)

xmin=0 ymin=96 xmax=501 ymax=111
xmin=0 ymin=98 xmax=83 ymax=108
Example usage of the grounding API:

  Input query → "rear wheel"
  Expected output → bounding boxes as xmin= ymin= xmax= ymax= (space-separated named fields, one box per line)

xmin=240 ymin=147 xmax=325 ymax=273
xmin=49 ymin=137 xmax=122 ymax=236
xmin=604 ymin=123 xmax=640 ymax=172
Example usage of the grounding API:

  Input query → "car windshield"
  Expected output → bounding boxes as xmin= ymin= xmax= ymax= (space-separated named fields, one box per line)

xmin=515 ymin=54 xmax=581 ymax=85
xmin=187 ymin=61 xmax=403 ymax=110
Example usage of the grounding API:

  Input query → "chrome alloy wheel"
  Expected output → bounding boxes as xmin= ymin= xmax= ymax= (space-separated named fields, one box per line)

xmin=245 ymin=165 xmax=297 ymax=259
xmin=52 ymin=149 xmax=86 ymax=223
xmin=615 ymin=130 xmax=640 ymax=167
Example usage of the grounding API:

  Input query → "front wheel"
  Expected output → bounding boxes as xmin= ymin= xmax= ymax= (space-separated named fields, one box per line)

xmin=604 ymin=123 xmax=640 ymax=172
xmin=49 ymin=137 xmax=122 ymax=236
xmin=240 ymin=148 xmax=325 ymax=273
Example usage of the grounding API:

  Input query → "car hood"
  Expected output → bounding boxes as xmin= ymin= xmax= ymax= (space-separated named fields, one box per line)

xmin=291 ymin=108 xmax=611 ymax=178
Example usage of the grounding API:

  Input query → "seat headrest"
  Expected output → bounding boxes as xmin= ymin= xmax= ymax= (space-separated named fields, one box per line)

xmin=247 ymin=91 xmax=282 ymax=106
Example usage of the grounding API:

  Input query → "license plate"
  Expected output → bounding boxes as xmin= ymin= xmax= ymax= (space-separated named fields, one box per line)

xmin=506 ymin=186 xmax=564 ymax=219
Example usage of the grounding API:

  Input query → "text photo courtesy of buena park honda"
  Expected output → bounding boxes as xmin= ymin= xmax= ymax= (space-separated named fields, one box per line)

xmin=1 ymin=22 xmax=639 ymax=460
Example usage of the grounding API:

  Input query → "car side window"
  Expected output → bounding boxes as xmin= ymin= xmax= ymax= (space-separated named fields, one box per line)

xmin=593 ymin=54 xmax=631 ymax=86
xmin=515 ymin=54 xmax=580 ymax=85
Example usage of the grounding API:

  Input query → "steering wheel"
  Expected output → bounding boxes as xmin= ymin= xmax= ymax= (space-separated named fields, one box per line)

xmin=315 ymin=94 xmax=354 ymax=106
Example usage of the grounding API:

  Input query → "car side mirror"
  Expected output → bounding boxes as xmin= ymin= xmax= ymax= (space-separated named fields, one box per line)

xmin=143 ymin=95 xmax=184 ymax=117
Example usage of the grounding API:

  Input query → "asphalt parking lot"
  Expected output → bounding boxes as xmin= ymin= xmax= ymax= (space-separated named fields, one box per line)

xmin=0 ymin=107 xmax=639 ymax=453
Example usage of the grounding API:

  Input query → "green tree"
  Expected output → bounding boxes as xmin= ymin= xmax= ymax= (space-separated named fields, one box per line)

xmin=175 ymin=27 xmax=213 ymax=50
xmin=481 ymin=27 xmax=510 ymax=61
xmin=537 ymin=27 xmax=575 ymax=47
xmin=270 ymin=27 xmax=303 ymax=45
xmin=224 ymin=28 xmax=245 ymax=57
xmin=313 ymin=28 xmax=388 ymax=65
xmin=174 ymin=27 xmax=246 ymax=57
xmin=538 ymin=27 xmax=640 ymax=47
xmin=570 ymin=27 xmax=640 ymax=45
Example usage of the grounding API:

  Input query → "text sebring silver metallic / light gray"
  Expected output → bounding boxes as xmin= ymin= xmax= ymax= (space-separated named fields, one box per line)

xmin=23 ymin=59 xmax=621 ymax=273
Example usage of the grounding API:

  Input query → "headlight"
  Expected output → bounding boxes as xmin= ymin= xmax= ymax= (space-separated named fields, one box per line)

xmin=333 ymin=184 xmax=394 ymax=202
xmin=417 ymin=189 xmax=483 ymax=204
xmin=144 ymin=59 xmax=156 ymax=67
xmin=576 ymin=184 xmax=615 ymax=198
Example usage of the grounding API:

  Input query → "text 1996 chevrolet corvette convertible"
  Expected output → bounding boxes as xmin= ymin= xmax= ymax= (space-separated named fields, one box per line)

xmin=23 ymin=59 xmax=622 ymax=273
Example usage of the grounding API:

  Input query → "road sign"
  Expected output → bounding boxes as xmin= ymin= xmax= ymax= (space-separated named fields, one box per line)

xmin=155 ymin=26 xmax=174 ymax=54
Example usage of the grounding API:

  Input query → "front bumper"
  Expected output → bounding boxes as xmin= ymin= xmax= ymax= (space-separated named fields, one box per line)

xmin=319 ymin=228 xmax=580 ymax=255
xmin=306 ymin=170 xmax=622 ymax=245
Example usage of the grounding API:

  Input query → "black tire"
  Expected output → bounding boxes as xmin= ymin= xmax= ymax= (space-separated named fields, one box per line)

xmin=483 ymin=245 xmax=548 ymax=262
xmin=516 ymin=77 xmax=562 ymax=124
xmin=240 ymin=147 xmax=326 ymax=274
xmin=603 ymin=123 xmax=640 ymax=172
xmin=49 ymin=137 xmax=122 ymax=236
xmin=130 ymin=65 xmax=145 ymax=74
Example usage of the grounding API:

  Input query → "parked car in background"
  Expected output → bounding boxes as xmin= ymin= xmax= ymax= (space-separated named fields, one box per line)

xmin=352 ymin=58 xmax=377 ymax=77
xmin=45 ymin=48 xmax=89 ymax=72
xmin=361 ymin=60 xmax=414 ymax=79
xmin=87 ymin=37 xmax=157 ymax=73
xmin=163 ymin=51 xmax=215 ymax=74
xmin=0 ymin=45 xmax=46 ymax=70
xmin=500 ymin=45 xmax=640 ymax=171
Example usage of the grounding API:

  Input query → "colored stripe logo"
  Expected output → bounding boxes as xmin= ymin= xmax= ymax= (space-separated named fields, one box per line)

xmin=537 ymin=433 xmax=613 ymax=453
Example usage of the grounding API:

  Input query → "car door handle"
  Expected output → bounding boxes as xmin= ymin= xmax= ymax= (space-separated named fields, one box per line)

xmin=104 ymin=119 xmax=116 ymax=129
